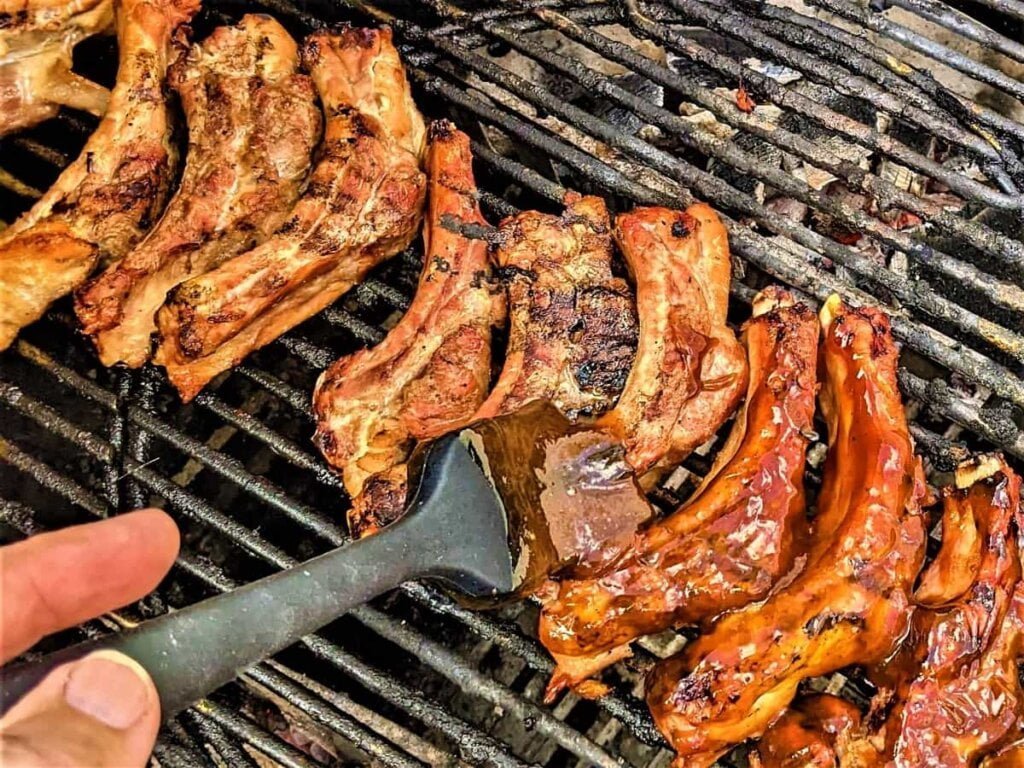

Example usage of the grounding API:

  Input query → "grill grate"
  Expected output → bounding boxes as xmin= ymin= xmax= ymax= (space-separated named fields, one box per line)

xmin=1 ymin=1 xmax=1023 ymax=766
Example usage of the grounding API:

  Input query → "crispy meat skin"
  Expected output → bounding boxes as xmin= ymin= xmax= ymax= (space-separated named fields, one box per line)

xmin=0 ymin=0 xmax=195 ymax=350
xmin=153 ymin=26 xmax=426 ymax=401
xmin=75 ymin=15 xmax=319 ymax=367
xmin=647 ymin=296 xmax=927 ymax=767
xmin=599 ymin=204 xmax=746 ymax=474
xmin=755 ymin=457 xmax=1024 ymax=768
xmin=312 ymin=121 xmax=500 ymax=536
xmin=538 ymin=288 xmax=817 ymax=699
xmin=474 ymin=194 xmax=638 ymax=421
xmin=0 ymin=0 xmax=111 ymax=136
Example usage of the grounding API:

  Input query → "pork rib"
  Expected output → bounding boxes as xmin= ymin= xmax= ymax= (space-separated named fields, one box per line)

xmin=599 ymin=204 xmax=746 ymax=475
xmin=474 ymin=194 xmax=637 ymax=421
xmin=754 ymin=456 xmax=1024 ymax=768
xmin=0 ymin=0 xmax=196 ymax=350
xmin=75 ymin=14 xmax=319 ymax=367
xmin=0 ymin=0 xmax=112 ymax=137
xmin=313 ymin=120 xmax=501 ymax=536
xmin=539 ymin=287 xmax=816 ymax=700
xmin=153 ymin=26 xmax=426 ymax=401
xmin=647 ymin=295 xmax=927 ymax=767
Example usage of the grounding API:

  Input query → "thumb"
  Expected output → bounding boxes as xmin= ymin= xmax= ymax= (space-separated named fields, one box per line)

xmin=0 ymin=651 xmax=161 ymax=767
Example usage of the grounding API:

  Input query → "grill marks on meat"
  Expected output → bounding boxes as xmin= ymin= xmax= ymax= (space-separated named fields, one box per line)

xmin=598 ymin=204 xmax=746 ymax=475
xmin=312 ymin=121 xmax=501 ymax=537
xmin=0 ymin=0 xmax=196 ymax=351
xmin=539 ymin=287 xmax=817 ymax=701
xmin=0 ymin=0 xmax=112 ymax=136
xmin=74 ymin=14 xmax=320 ymax=367
xmin=153 ymin=26 xmax=426 ymax=401
xmin=647 ymin=295 xmax=927 ymax=767
xmin=755 ymin=457 xmax=1024 ymax=768
xmin=474 ymin=194 xmax=638 ymax=422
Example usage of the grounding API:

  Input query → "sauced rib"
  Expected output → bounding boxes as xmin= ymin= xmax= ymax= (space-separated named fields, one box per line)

xmin=473 ymin=194 xmax=637 ymax=421
xmin=598 ymin=204 xmax=746 ymax=475
xmin=539 ymin=288 xmax=816 ymax=700
xmin=312 ymin=121 xmax=501 ymax=537
xmin=755 ymin=457 xmax=1024 ymax=768
xmin=75 ymin=14 xmax=319 ymax=367
xmin=0 ymin=0 xmax=196 ymax=350
xmin=0 ymin=0 xmax=112 ymax=136
xmin=753 ymin=694 xmax=873 ymax=768
xmin=647 ymin=295 xmax=928 ymax=767
xmin=153 ymin=26 xmax=426 ymax=401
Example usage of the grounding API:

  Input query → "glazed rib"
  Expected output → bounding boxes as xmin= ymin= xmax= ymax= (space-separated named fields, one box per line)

xmin=313 ymin=121 xmax=501 ymax=536
xmin=474 ymin=194 xmax=637 ymax=421
xmin=0 ymin=0 xmax=112 ymax=136
xmin=599 ymin=204 xmax=746 ymax=475
xmin=153 ymin=26 xmax=426 ymax=401
xmin=75 ymin=14 xmax=319 ymax=367
xmin=539 ymin=287 xmax=816 ymax=700
xmin=647 ymin=295 xmax=927 ymax=767
xmin=753 ymin=694 xmax=872 ymax=768
xmin=0 ymin=0 xmax=196 ymax=350
xmin=755 ymin=457 xmax=1024 ymax=768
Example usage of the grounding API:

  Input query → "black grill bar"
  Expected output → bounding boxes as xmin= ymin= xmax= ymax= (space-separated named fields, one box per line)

xmin=2 ymin=343 xmax=658 ymax=766
xmin=881 ymin=0 xmax=1024 ymax=64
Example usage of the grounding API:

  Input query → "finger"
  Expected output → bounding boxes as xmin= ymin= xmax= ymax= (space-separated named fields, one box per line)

xmin=0 ymin=650 xmax=160 ymax=768
xmin=0 ymin=509 xmax=180 ymax=662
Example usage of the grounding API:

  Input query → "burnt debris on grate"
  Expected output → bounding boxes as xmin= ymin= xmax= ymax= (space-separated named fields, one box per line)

xmin=1 ymin=1 xmax=1023 ymax=767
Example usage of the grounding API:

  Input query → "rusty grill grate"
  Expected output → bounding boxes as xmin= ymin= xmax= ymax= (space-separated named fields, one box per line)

xmin=1 ymin=1 xmax=1023 ymax=766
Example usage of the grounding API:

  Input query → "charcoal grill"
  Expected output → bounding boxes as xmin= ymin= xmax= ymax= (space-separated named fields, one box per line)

xmin=1 ymin=0 xmax=1023 ymax=765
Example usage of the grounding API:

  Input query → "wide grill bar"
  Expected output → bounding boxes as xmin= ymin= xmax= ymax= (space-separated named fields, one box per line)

xmin=0 ymin=0 xmax=1022 ymax=765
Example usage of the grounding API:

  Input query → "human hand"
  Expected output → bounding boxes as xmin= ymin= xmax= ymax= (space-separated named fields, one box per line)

xmin=0 ymin=509 xmax=179 ymax=767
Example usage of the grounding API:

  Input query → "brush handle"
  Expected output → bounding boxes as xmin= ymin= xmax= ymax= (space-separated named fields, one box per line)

xmin=0 ymin=433 xmax=512 ymax=719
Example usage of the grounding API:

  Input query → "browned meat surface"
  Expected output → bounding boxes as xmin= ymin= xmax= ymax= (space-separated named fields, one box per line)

xmin=0 ymin=0 xmax=112 ymax=136
xmin=0 ymin=0 xmax=196 ymax=350
xmin=538 ymin=288 xmax=816 ymax=700
xmin=647 ymin=295 xmax=927 ymax=767
xmin=312 ymin=120 xmax=501 ymax=536
xmin=473 ymin=194 xmax=637 ymax=422
xmin=153 ymin=26 xmax=426 ymax=401
xmin=753 ymin=695 xmax=876 ymax=768
xmin=755 ymin=456 xmax=1024 ymax=768
xmin=75 ymin=14 xmax=319 ymax=367
xmin=599 ymin=204 xmax=746 ymax=475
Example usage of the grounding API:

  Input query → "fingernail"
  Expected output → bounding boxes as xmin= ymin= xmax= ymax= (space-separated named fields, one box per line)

xmin=63 ymin=651 xmax=153 ymax=729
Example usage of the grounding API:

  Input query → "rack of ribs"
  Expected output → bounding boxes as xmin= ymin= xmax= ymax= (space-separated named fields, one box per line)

xmin=646 ymin=295 xmax=928 ymax=767
xmin=75 ymin=14 xmax=320 ymax=367
xmin=598 ymin=204 xmax=746 ymax=476
xmin=473 ymin=193 xmax=638 ymax=422
xmin=0 ymin=0 xmax=113 ymax=137
xmin=538 ymin=287 xmax=817 ymax=701
xmin=754 ymin=456 xmax=1024 ymax=768
xmin=153 ymin=26 xmax=426 ymax=401
xmin=0 ymin=0 xmax=197 ymax=351
xmin=312 ymin=120 xmax=502 ymax=537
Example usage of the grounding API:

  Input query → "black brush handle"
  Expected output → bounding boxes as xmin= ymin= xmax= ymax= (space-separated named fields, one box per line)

xmin=0 ymin=433 xmax=513 ymax=719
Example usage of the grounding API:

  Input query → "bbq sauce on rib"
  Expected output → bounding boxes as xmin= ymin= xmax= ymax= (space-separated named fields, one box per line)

xmin=411 ymin=400 xmax=653 ymax=601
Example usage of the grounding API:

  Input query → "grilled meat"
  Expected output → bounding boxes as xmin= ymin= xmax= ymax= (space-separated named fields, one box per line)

xmin=538 ymin=287 xmax=816 ymax=700
xmin=646 ymin=295 xmax=927 ymax=767
xmin=75 ymin=14 xmax=319 ymax=367
xmin=0 ymin=0 xmax=112 ymax=136
xmin=599 ymin=204 xmax=746 ymax=475
xmin=752 ymin=695 xmax=873 ymax=768
xmin=313 ymin=120 xmax=501 ymax=536
xmin=0 ymin=0 xmax=196 ymax=351
xmin=473 ymin=194 xmax=637 ymax=421
xmin=754 ymin=456 xmax=1024 ymax=768
xmin=153 ymin=26 xmax=426 ymax=401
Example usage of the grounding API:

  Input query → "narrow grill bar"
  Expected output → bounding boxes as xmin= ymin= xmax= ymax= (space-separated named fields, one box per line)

xmin=2 ymin=1 xmax=1023 ymax=765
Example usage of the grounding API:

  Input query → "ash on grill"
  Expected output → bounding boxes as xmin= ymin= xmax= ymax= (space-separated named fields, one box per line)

xmin=2 ymin=1 xmax=1023 ymax=767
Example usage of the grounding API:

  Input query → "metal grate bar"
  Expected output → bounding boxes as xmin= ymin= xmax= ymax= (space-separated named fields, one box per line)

xmin=889 ymin=0 xmax=1024 ymax=64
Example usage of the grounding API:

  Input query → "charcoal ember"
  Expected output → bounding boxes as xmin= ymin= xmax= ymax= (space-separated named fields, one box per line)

xmin=710 ymin=129 xmax=785 ymax=201
xmin=586 ymin=72 xmax=664 ymax=139
xmin=811 ymin=180 xmax=872 ymax=244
